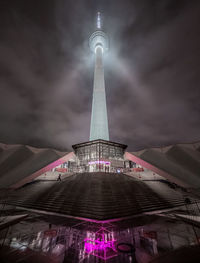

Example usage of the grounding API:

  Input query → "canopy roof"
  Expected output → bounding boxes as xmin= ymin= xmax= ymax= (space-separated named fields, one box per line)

xmin=126 ymin=141 xmax=200 ymax=189
xmin=0 ymin=143 xmax=74 ymax=189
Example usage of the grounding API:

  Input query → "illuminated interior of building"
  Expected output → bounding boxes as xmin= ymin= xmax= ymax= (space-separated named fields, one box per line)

xmin=72 ymin=140 xmax=127 ymax=173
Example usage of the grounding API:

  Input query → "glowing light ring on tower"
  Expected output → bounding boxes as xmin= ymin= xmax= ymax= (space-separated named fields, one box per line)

xmin=89 ymin=31 xmax=109 ymax=53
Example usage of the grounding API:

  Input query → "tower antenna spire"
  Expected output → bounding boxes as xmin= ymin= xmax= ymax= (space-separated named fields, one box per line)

xmin=97 ymin=12 xmax=101 ymax=29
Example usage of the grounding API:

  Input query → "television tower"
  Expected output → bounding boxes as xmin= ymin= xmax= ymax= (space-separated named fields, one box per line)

xmin=89 ymin=12 xmax=109 ymax=141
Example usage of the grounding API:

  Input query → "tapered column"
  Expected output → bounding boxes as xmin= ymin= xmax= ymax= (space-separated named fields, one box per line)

xmin=90 ymin=46 xmax=109 ymax=141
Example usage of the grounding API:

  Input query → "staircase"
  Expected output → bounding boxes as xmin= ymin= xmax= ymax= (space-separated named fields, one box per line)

xmin=0 ymin=173 xmax=196 ymax=221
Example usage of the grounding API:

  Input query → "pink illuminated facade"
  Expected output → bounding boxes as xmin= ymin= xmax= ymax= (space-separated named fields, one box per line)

xmin=88 ymin=160 xmax=110 ymax=165
xmin=72 ymin=139 xmax=127 ymax=173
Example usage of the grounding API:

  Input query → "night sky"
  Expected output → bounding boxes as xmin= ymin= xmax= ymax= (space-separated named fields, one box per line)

xmin=0 ymin=0 xmax=200 ymax=151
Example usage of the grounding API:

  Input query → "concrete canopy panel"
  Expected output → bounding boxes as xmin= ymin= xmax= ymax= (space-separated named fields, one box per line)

xmin=125 ymin=141 xmax=200 ymax=189
xmin=0 ymin=143 xmax=75 ymax=189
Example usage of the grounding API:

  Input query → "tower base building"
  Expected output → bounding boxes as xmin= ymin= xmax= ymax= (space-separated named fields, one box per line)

xmin=72 ymin=139 xmax=127 ymax=173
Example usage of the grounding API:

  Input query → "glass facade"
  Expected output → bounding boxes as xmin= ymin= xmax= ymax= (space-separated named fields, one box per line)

xmin=72 ymin=140 xmax=127 ymax=173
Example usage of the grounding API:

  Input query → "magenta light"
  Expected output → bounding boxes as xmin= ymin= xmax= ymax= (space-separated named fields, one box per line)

xmin=84 ymin=227 xmax=117 ymax=260
xmin=85 ymin=238 xmax=116 ymax=253
xmin=88 ymin=161 xmax=111 ymax=165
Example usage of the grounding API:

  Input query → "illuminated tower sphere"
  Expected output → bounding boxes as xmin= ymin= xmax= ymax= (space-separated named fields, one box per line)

xmin=89 ymin=12 xmax=109 ymax=141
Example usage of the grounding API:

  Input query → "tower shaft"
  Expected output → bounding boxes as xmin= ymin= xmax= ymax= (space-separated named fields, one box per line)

xmin=90 ymin=46 xmax=109 ymax=141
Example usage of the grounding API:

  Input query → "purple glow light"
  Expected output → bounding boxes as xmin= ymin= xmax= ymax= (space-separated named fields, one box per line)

xmin=88 ymin=161 xmax=110 ymax=165
xmin=84 ymin=227 xmax=117 ymax=260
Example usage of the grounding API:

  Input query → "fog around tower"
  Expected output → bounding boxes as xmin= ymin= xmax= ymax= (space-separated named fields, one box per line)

xmin=0 ymin=0 xmax=200 ymax=151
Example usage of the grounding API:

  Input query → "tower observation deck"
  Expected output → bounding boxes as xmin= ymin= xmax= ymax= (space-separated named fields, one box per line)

xmin=89 ymin=12 xmax=109 ymax=141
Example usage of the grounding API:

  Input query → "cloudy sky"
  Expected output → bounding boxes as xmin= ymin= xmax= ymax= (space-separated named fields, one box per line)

xmin=0 ymin=0 xmax=199 ymax=151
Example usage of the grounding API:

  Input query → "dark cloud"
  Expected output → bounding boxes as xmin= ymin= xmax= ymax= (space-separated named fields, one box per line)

xmin=0 ymin=0 xmax=199 ymax=151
